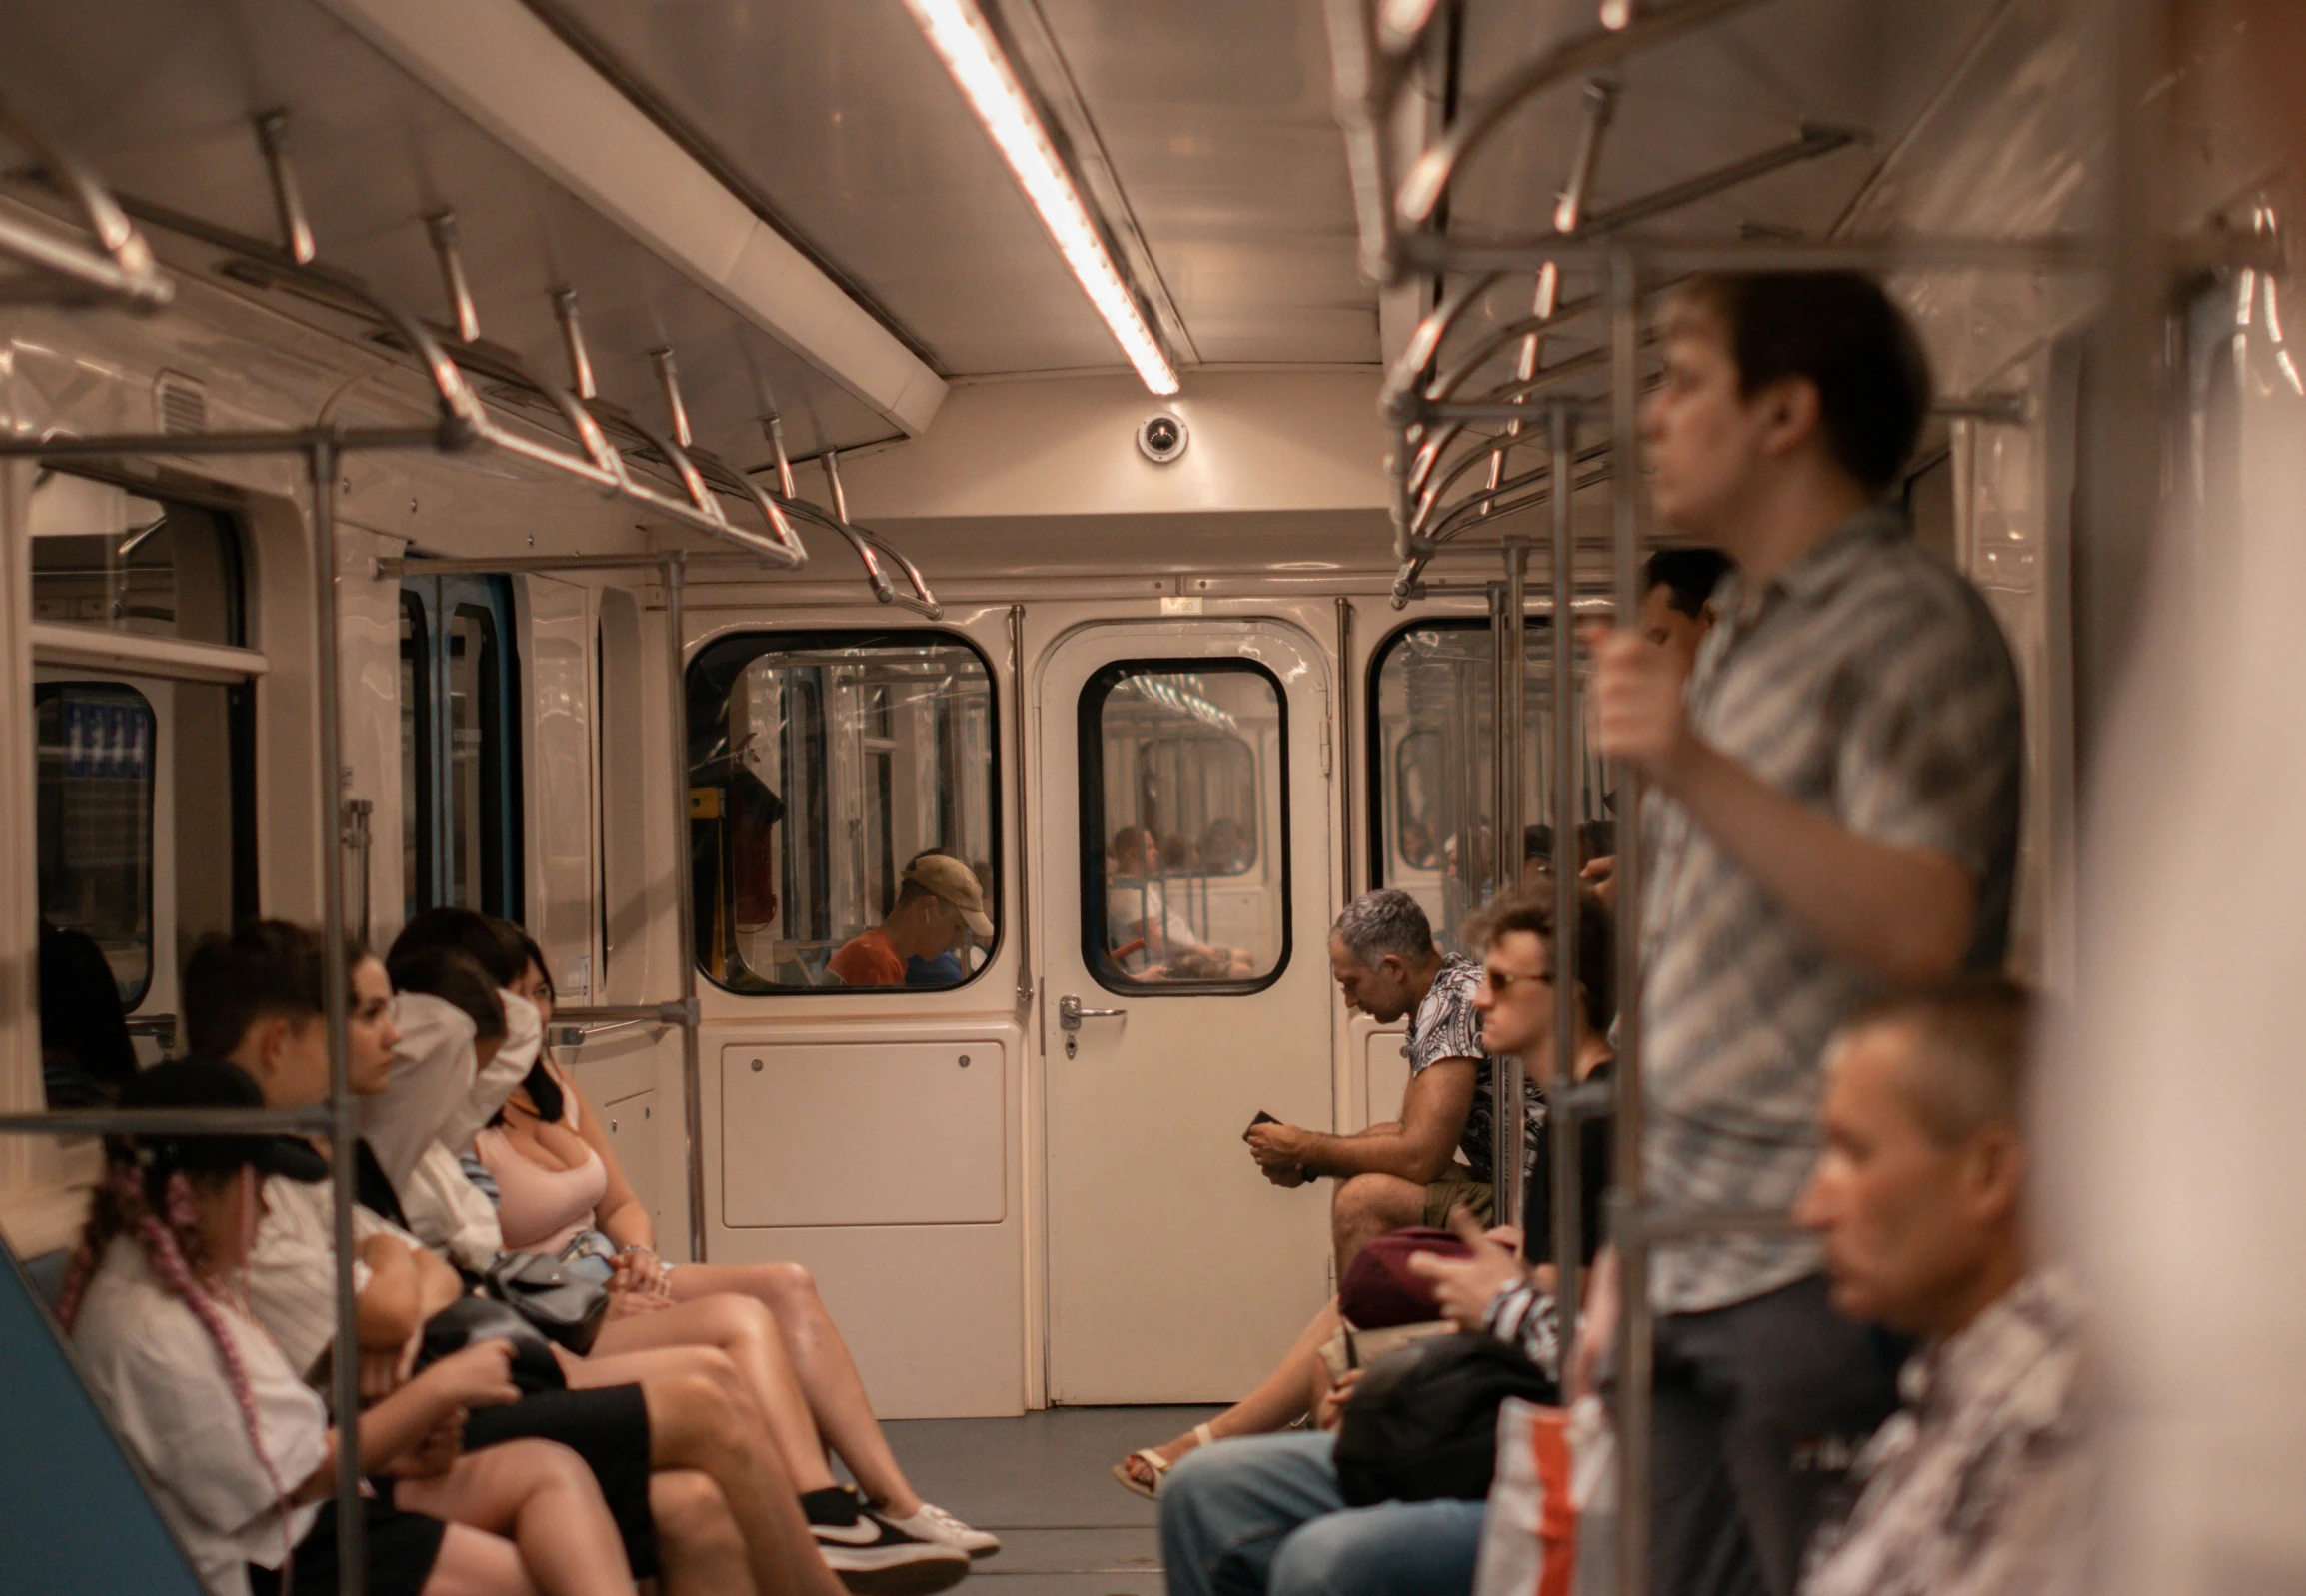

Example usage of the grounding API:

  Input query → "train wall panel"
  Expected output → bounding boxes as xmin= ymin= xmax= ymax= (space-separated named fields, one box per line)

xmin=720 ymin=1039 xmax=1007 ymax=1229
xmin=703 ymin=1019 xmax=1027 ymax=1418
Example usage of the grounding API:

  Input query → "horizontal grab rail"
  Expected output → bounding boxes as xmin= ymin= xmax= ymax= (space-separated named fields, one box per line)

xmin=0 ymin=1104 xmax=338 ymax=1137
xmin=0 ymin=97 xmax=173 ymax=311
xmin=762 ymin=487 xmax=943 ymax=618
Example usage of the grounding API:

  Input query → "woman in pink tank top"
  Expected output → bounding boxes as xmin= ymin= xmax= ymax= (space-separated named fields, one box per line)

xmin=487 ymin=931 xmax=997 ymax=1557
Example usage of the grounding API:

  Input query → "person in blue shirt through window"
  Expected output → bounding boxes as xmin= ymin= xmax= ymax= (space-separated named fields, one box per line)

xmin=903 ymin=854 xmax=997 ymax=986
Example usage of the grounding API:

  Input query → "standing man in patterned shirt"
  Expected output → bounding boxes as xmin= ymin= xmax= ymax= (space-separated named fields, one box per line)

xmin=1795 ymin=979 xmax=2088 ymax=1596
xmin=1244 ymin=888 xmax=1538 ymax=1273
xmin=1582 ymin=272 xmax=2026 ymax=1596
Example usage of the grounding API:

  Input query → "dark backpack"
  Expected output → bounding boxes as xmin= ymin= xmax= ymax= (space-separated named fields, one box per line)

xmin=1332 ymin=1332 xmax=1559 ymax=1506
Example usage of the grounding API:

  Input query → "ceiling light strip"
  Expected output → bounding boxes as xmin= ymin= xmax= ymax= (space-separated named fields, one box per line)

xmin=900 ymin=0 xmax=1178 ymax=396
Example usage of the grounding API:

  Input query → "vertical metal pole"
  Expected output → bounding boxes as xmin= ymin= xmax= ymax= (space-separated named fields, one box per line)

xmin=1336 ymin=596 xmax=1356 ymax=906
xmin=1009 ymin=604 xmax=1034 ymax=1014
xmin=1488 ymin=581 xmax=1510 ymax=907
xmin=1547 ymin=403 xmax=1583 ymax=1346
xmin=661 ymin=554 xmax=708 ymax=1264
xmin=1494 ymin=539 xmax=1528 ymax=1227
xmin=1607 ymin=247 xmax=1651 ymax=1596
xmin=309 ymin=437 xmax=365 ymax=1596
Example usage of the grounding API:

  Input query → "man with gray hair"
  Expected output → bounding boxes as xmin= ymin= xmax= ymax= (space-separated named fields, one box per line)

xmin=1244 ymin=888 xmax=1537 ymax=1273
xmin=1794 ymin=978 xmax=2088 ymax=1596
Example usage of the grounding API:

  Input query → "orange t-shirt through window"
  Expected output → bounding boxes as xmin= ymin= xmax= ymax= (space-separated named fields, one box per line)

xmin=829 ymin=927 xmax=905 ymax=986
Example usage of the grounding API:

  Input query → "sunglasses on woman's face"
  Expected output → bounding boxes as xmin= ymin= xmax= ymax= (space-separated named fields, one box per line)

xmin=1480 ymin=962 xmax=1553 ymax=1000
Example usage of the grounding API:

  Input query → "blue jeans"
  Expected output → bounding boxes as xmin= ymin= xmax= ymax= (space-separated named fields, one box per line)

xmin=1160 ymin=1433 xmax=1488 ymax=1596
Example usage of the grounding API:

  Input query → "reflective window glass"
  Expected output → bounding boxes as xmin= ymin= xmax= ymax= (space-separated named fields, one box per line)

xmin=445 ymin=605 xmax=506 ymax=912
xmin=1367 ymin=619 xmax=1609 ymax=954
xmin=687 ymin=632 xmax=999 ymax=993
xmin=29 ymin=471 xmax=242 ymax=645
xmin=35 ymin=683 xmax=156 ymax=1005
xmin=402 ymin=577 xmax=521 ymax=920
xmin=1083 ymin=662 xmax=1286 ymax=991
xmin=401 ymin=593 xmax=432 ymax=922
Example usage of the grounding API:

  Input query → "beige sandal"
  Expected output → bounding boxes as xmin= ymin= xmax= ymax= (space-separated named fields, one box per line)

xmin=1111 ymin=1421 xmax=1215 ymax=1500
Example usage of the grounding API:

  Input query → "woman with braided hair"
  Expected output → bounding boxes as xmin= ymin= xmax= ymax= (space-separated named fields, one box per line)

xmin=61 ymin=1057 xmax=638 ymax=1596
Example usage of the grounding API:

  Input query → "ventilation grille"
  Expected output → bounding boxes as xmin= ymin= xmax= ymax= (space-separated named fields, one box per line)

xmin=154 ymin=372 xmax=207 ymax=436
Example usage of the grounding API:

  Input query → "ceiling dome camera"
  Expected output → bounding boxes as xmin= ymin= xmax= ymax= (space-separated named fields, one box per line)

xmin=1137 ymin=412 xmax=1188 ymax=464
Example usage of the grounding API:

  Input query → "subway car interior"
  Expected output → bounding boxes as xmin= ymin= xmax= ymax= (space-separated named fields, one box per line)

xmin=1 ymin=0 xmax=2301 ymax=1592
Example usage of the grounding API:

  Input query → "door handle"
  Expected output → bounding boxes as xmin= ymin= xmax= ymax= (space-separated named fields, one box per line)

xmin=1058 ymin=994 xmax=1126 ymax=1031
xmin=1058 ymin=994 xmax=1125 ymax=1058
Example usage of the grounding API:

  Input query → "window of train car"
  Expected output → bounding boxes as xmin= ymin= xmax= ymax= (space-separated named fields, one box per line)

xmin=28 ymin=470 xmax=245 ymax=644
xmin=401 ymin=577 xmax=522 ymax=921
xmin=28 ymin=474 xmax=254 ymax=1024
xmin=34 ymin=683 xmax=157 ymax=1006
xmin=401 ymin=593 xmax=433 ymax=921
xmin=1366 ymin=619 xmax=1607 ymax=954
xmin=686 ymin=631 xmax=999 ymax=993
xmin=1080 ymin=661 xmax=1288 ymax=994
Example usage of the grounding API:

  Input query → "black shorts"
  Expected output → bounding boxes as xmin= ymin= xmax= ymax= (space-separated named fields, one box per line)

xmin=464 ymin=1381 xmax=659 ymax=1580
xmin=247 ymin=1482 xmax=446 ymax=1596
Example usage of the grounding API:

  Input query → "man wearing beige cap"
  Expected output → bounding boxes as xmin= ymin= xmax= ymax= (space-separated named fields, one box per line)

xmin=831 ymin=851 xmax=995 ymax=987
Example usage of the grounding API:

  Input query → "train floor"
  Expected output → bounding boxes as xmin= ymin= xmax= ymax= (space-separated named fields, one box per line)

xmin=873 ymin=1406 xmax=1225 ymax=1596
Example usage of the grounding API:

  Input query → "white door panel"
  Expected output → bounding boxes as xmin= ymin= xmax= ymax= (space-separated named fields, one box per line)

xmin=1038 ymin=620 xmax=1334 ymax=1403
xmin=598 ymin=1089 xmax=658 ymax=1227
xmin=522 ymin=577 xmax=595 ymax=1002
xmin=722 ymin=1040 xmax=1006 ymax=1227
xmin=1362 ymin=1026 xmax=1411 ymax=1134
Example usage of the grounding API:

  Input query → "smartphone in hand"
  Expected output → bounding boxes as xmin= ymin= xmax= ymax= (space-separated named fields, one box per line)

xmin=1244 ymin=1111 xmax=1315 ymax=1185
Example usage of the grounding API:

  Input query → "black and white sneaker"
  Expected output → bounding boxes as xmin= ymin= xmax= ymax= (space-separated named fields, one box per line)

xmin=806 ymin=1489 xmax=971 ymax=1595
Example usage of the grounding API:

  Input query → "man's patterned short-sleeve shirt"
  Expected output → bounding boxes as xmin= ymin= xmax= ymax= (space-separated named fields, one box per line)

xmin=1640 ymin=508 xmax=2024 ymax=1313
xmin=1410 ymin=956 xmax=1542 ymax=1184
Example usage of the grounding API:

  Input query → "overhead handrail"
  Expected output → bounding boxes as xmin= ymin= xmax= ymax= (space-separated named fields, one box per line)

xmin=426 ymin=333 xmax=629 ymax=496
xmin=591 ymin=402 xmax=741 ymax=541
xmin=822 ymin=448 xmax=942 ymax=619
xmin=767 ymin=417 xmax=891 ymax=607
xmin=1427 ymin=436 xmax=1617 ymax=543
xmin=755 ymin=413 xmax=941 ymax=617
xmin=143 ymin=209 xmax=487 ymax=449
xmin=646 ymin=348 xmax=805 ymax=568
xmin=0 ymin=97 xmax=172 ymax=311
xmin=682 ymin=441 xmax=810 ymax=570
xmin=1405 ymin=124 xmax=1863 ymax=267
xmin=1393 ymin=0 xmax=1779 ymax=233
xmin=541 ymin=293 xmax=771 ymax=549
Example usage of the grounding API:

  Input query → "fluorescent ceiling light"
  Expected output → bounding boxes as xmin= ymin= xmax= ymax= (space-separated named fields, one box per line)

xmin=900 ymin=0 xmax=1179 ymax=396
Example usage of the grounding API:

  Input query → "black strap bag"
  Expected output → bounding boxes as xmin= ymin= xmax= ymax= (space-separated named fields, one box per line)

xmin=1332 ymin=1332 xmax=1560 ymax=1506
xmin=480 ymin=1251 xmax=612 ymax=1354
xmin=415 ymin=1296 xmax=569 ymax=1396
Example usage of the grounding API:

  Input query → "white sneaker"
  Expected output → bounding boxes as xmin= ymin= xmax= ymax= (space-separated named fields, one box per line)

xmin=877 ymin=1502 xmax=1002 ymax=1559
xmin=810 ymin=1505 xmax=971 ymax=1593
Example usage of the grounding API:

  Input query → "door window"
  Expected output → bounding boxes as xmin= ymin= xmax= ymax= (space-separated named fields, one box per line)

xmin=29 ymin=471 xmax=243 ymax=645
xmin=1366 ymin=619 xmax=1608 ymax=953
xmin=401 ymin=577 xmax=521 ymax=920
xmin=1081 ymin=661 xmax=1287 ymax=992
xmin=686 ymin=630 xmax=998 ymax=993
xmin=34 ymin=684 xmax=156 ymax=1006
xmin=401 ymin=593 xmax=433 ymax=922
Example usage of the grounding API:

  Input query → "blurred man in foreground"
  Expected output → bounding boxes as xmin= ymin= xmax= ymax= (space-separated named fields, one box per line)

xmin=1795 ymin=980 xmax=2089 ymax=1596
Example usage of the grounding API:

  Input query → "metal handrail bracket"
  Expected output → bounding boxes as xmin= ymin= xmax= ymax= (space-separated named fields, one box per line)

xmin=0 ymin=99 xmax=172 ymax=311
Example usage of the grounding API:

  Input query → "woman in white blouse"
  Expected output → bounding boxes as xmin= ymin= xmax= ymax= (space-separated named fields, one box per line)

xmin=60 ymin=1058 xmax=636 ymax=1596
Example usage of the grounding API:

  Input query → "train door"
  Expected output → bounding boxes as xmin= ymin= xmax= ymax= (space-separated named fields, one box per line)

xmin=1037 ymin=620 xmax=1334 ymax=1403
xmin=400 ymin=575 xmax=522 ymax=921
